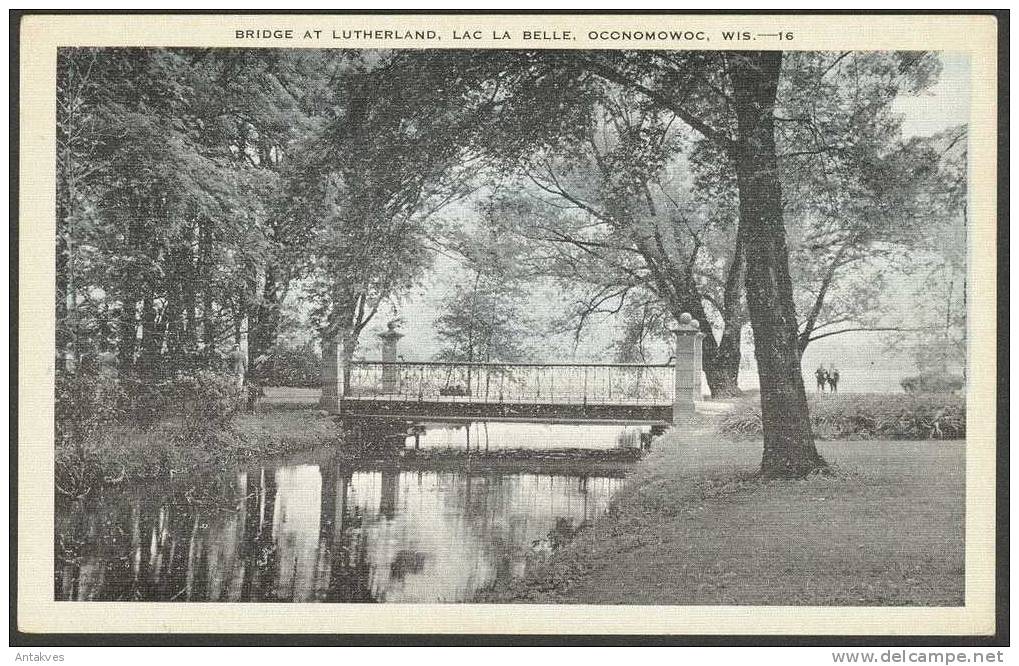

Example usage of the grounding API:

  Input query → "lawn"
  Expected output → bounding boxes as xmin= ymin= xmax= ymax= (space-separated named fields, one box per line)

xmin=260 ymin=386 xmax=322 ymax=409
xmin=479 ymin=434 xmax=965 ymax=606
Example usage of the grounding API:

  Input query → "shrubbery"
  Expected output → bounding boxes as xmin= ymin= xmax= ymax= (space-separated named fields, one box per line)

xmin=55 ymin=361 xmax=124 ymax=449
xmin=118 ymin=371 xmax=244 ymax=431
xmin=900 ymin=372 xmax=965 ymax=394
xmin=259 ymin=341 xmax=321 ymax=388
xmin=55 ymin=361 xmax=126 ymax=495
xmin=164 ymin=370 xmax=245 ymax=435
xmin=56 ymin=366 xmax=245 ymax=495
xmin=718 ymin=393 xmax=965 ymax=440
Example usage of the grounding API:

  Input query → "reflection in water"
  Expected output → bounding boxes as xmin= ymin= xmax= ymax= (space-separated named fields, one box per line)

xmin=406 ymin=421 xmax=652 ymax=451
xmin=56 ymin=457 xmax=622 ymax=603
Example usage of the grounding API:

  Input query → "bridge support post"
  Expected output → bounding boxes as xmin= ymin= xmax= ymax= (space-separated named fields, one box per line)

xmin=671 ymin=313 xmax=704 ymax=424
xmin=378 ymin=321 xmax=404 ymax=394
xmin=319 ymin=337 xmax=345 ymax=413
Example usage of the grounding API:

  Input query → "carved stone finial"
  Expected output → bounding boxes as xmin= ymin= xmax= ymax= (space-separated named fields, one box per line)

xmin=671 ymin=312 xmax=701 ymax=334
xmin=379 ymin=318 xmax=405 ymax=342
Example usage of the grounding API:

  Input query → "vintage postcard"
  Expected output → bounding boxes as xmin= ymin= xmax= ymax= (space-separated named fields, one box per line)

xmin=14 ymin=12 xmax=1002 ymax=638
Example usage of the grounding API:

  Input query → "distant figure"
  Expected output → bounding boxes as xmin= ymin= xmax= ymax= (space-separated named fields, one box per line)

xmin=929 ymin=408 xmax=944 ymax=439
xmin=828 ymin=368 xmax=840 ymax=394
xmin=815 ymin=365 xmax=829 ymax=393
xmin=227 ymin=344 xmax=247 ymax=390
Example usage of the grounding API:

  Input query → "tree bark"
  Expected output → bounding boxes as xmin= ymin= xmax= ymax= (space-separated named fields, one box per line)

xmin=248 ymin=265 xmax=282 ymax=387
xmin=340 ymin=330 xmax=356 ymax=395
xmin=118 ymin=297 xmax=138 ymax=376
xmin=704 ymin=328 xmax=743 ymax=397
xmin=55 ymin=228 xmax=73 ymax=371
xmin=181 ymin=221 xmax=198 ymax=359
xmin=730 ymin=51 xmax=826 ymax=478
xmin=684 ymin=296 xmax=742 ymax=398
xmin=199 ymin=217 xmax=216 ymax=361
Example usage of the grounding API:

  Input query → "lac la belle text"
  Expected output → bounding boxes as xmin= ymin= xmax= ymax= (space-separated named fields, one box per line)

xmin=235 ymin=28 xmax=577 ymax=41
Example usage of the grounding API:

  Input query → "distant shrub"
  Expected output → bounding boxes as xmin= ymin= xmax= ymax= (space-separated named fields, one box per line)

xmin=119 ymin=370 xmax=243 ymax=435
xmin=901 ymin=373 xmax=965 ymax=394
xmin=165 ymin=370 xmax=244 ymax=435
xmin=118 ymin=377 xmax=167 ymax=426
xmin=718 ymin=393 xmax=965 ymax=440
xmin=259 ymin=342 xmax=321 ymax=388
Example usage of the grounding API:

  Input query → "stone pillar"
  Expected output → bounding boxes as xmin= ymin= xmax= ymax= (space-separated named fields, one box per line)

xmin=319 ymin=337 xmax=344 ymax=413
xmin=671 ymin=312 xmax=704 ymax=423
xmin=378 ymin=321 xmax=404 ymax=394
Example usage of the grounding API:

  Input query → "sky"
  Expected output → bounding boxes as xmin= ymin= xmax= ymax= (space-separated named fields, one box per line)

xmin=351 ymin=53 xmax=971 ymax=393
xmin=893 ymin=52 xmax=971 ymax=138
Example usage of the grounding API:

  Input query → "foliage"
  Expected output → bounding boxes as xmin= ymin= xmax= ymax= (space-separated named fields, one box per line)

xmin=165 ymin=371 xmax=245 ymax=435
xmin=55 ymin=47 xmax=966 ymax=479
xmin=55 ymin=362 xmax=126 ymax=496
xmin=434 ymin=279 xmax=534 ymax=364
xmin=535 ymin=518 xmax=589 ymax=554
xmin=259 ymin=340 xmax=322 ymax=387
xmin=56 ymin=48 xmax=343 ymax=381
xmin=55 ymin=363 xmax=124 ymax=449
xmin=299 ymin=54 xmax=490 ymax=356
xmin=56 ymin=409 xmax=340 ymax=499
xmin=433 ymin=224 xmax=538 ymax=365
xmin=900 ymin=373 xmax=965 ymax=394
xmin=688 ymin=52 xmax=960 ymax=353
xmin=117 ymin=370 xmax=242 ymax=429
xmin=718 ymin=393 xmax=965 ymax=440
xmin=56 ymin=365 xmax=244 ymax=496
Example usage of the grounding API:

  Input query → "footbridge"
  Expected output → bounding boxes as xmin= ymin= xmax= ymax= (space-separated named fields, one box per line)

xmin=320 ymin=314 xmax=705 ymax=425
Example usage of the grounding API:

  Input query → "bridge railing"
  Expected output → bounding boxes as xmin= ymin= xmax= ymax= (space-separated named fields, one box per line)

xmin=345 ymin=361 xmax=675 ymax=406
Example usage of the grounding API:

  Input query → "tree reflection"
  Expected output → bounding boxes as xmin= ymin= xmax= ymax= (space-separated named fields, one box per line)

xmin=55 ymin=451 xmax=620 ymax=603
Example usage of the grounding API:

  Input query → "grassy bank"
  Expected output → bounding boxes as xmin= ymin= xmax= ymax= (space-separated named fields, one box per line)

xmin=55 ymin=408 xmax=340 ymax=497
xmin=477 ymin=431 xmax=965 ymax=606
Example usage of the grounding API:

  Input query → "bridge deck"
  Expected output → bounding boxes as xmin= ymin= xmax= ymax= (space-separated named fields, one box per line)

xmin=342 ymin=394 xmax=672 ymax=405
xmin=339 ymin=394 xmax=672 ymax=422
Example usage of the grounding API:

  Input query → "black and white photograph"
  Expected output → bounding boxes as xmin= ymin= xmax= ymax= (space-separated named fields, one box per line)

xmin=13 ymin=11 xmax=1004 ymax=643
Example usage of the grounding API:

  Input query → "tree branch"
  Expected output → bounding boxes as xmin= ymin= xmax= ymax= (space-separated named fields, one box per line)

xmin=806 ymin=326 xmax=920 ymax=345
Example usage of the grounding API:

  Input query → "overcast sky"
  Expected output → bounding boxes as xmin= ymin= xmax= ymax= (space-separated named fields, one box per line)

xmin=894 ymin=52 xmax=970 ymax=137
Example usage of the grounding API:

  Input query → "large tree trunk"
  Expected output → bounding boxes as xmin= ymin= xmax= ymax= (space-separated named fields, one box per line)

xmin=118 ymin=250 xmax=141 ymax=376
xmin=117 ymin=297 xmax=138 ymax=376
xmin=704 ymin=327 xmax=743 ymax=397
xmin=139 ymin=295 xmax=165 ymax=380
xmin=686 ymin=299 xmax=742 ymax=398
xmin=731 ymin=51 xmax=826 ymax=478
xmin=199 ymin=217 xmax=216 ymax=362
xmin=181 ymin=222 xmax=199 ymax=361
xmin=248 ymin=266 xmax=282 ymax=384
xmin=341 ymin=334 xmax=356 ymax=395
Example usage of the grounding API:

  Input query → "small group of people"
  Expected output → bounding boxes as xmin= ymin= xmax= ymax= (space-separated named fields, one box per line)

xmin=815 ymin=365 xmax=841 ymax=393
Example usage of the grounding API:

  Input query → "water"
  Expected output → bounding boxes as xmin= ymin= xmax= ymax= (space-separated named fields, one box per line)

xmin=55 ymin=421 xmax=644 ymax=603
xmin=404 ymin=420 xmax=655 ymax=451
